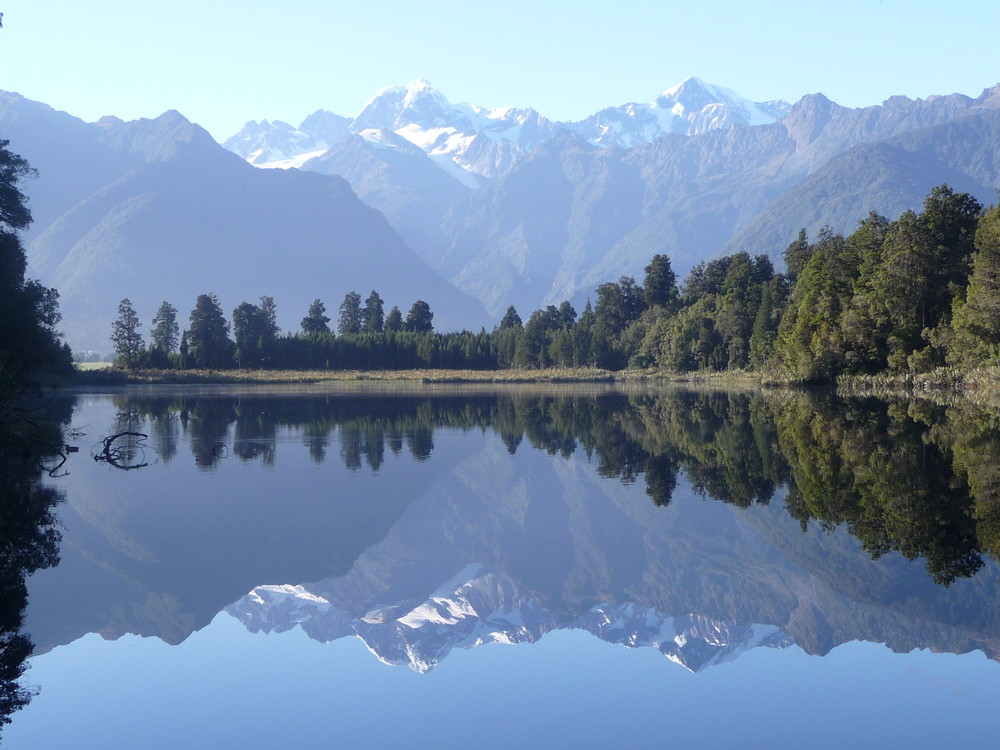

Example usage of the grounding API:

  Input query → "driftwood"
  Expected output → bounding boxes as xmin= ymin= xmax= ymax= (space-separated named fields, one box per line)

xmin=92 ymin=431 xmax=150 ymax=470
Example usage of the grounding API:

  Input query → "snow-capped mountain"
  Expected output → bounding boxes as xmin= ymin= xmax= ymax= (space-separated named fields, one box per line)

xmin=226 ymin=563 xmax=792 ymax=673
xmin=572 ymin=77 xmax=791 ymax=148
xmin=223 ymin=77 xmax=789 ymax=181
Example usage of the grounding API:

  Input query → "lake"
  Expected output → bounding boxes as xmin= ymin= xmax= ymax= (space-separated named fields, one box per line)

xmin=2 ymin=384 xmax=999 ymax=748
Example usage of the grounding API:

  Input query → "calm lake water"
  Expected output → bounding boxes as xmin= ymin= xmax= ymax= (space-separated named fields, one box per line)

xmin=3 ymin=384 xmax=1000 ymax=748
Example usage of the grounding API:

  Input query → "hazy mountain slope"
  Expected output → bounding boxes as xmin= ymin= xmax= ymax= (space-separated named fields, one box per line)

xmin=1 ymin=95 xmax=489 ymax=349
xmin=302 ymin=131 xmax=473 ymax=264
xmin=439 ymin=86 xmax=1000 ymax=314
xmin=439 ymin=124 xmax=799 ymax=315
xmin=0 ymin=92 xmax=143 ymax=246
xmin=722 ymin=108 xmax=1000 ymax=259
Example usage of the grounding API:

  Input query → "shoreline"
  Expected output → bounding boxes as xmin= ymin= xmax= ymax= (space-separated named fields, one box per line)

xmin=65 ymin=364 xmax=1000 ymax=396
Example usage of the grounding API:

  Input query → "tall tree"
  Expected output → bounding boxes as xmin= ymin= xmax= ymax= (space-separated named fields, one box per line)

xmin=362 ymin=290 xmax=385 ymax=333
xmin=643 ymin=254 xmax=679 ymax=311
xmin=385 ymin=306 xmax=403 ymax=332
xmin=0 ymin=139 xmax=71 ymax=382
xmin=405 ymin=300 xmax=434 ymax=332
xmin=150 ymin=301 xmax=179 ymax=354
xmin=499 ymin=306 xmax=522 ymax=329
xmin=187 ymin=293 xmax=232 ymax=368
xmin=301 ymin=299 xmax=331 ymax=334
xmin=259 ymin=296 xmax=279 ymax=337
xmin=338 ymin=291 xmax=363 ymax=335
xmin=110 ymin=298 xmax=143 ymax=368
xmin=782 ymin=228 xmax=812 ymax=283
xmin=232 ymin=301 xmax=270 ymax=368
xmin=949 ymin=204 xmax=1000 ymax=366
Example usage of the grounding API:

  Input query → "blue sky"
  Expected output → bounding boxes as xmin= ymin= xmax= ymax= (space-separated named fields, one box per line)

xmin=1 ymin=0 xmax=998 ymax=141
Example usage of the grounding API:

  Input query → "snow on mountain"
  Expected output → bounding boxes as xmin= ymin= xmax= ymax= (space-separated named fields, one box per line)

xmin=226 ymin=564 xmax=793 ymax=673
xmin=572 ymin=77 xmax=792 ymax=147
xmin=223 ymin=78 xmax=789 ymax=180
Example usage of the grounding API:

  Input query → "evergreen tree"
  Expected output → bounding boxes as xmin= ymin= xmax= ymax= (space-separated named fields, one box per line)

xmin=499 ymin=306 xmax=522 ymax=329
xmin=232 ymin=301 xmax=272 ymax=367
xmin=782 ymin=228 xmax=812 ymax=283
xmin=150 ymin=301 xmax=179 ymax=354
xmin=557 ymin=300 xmax=577 ymax=328
xmin=405 ymin=300 xmax=434 ymax=332
xmin=338 ymin=291 xmax=363 ymax=335
xmin=385 ymin=306 xmax=403 ymax=332
xmin=773 ymin=231 xmax=849 ymax=380
xmin=950 ymin=204 xmax=1000 ymax=365
xmin=110 ymin=298 xmax=143 ymax=368
xmin=301 ymin=299 xmax=331 ymax=335
xmin=259 ymin=296 xmax=278 ymax=336
xmin=643 ymin=254 xmax=679 ymax=311
xmin=362 ymin=290 xmax=385 ymax=333
xmin=187 ymin=293 xmax=232 ymax=368
xmin=0 ymin=139 xmax=71 ymax=382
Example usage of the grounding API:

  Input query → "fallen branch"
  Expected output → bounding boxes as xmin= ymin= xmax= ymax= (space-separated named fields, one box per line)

xmin=92 ymin=431 xmax=150 ymax=470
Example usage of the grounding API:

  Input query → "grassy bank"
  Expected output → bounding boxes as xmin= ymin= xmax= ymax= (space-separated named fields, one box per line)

xmin=71 ymin=366 xmax=624 ymax=386
xmin=67 ymin=363 xmax=1000 ymax=398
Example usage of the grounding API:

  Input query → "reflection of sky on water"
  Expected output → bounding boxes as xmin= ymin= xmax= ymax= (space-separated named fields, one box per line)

xmin=10 ymin=387 xmax=1000 ymax=748
xmin=8 ymin=616 xmax=997 ymax=750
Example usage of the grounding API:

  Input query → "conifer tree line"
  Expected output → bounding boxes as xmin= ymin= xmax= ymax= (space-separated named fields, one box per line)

xmin=110 ymin=185 xmax=1000 ymax=380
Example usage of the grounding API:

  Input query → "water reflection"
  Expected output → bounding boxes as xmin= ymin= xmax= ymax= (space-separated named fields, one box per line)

xmin=22 ymin=386 xmax=1000 ymax=680
xmin=110 ymin=388 xmax=1000 ymax=585
xmin=0 ymin=399 xmax=70 ymax=734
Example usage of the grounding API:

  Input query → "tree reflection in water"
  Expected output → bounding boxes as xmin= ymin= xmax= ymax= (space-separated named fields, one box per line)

xmin=0 ymin=400 xmax=69 ymax=734
xmin=114 ymin=387 xmax=1000 ymax=586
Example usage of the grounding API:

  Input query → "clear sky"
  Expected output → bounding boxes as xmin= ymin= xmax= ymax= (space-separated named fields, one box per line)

xmin=1 ymin=0 xmax=998 ymax=141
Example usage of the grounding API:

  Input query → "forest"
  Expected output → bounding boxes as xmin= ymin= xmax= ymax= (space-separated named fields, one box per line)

xmin=108 ymin=185 xmax=1000 ymax=382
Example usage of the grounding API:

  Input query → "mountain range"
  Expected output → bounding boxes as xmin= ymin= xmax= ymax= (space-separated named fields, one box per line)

xmin=5 ymin=77 xmax=1000 ymax=348
xmin=224 ymin=78 xmax=1000 ymax=318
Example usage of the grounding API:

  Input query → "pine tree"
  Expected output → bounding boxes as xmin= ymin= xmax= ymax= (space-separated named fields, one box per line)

xmin=362 ymin=290 xmax=385 ymax=333
xmin=499 ymin=306 xmax=522 ymax=329
xmin=338 ymin=291 xmax=363 ymax=335
xmin=111 ymin=298 xmax=143 ymax=368
xmin=150 ymin=301 xmax=179 ymax=354
xmin=187 ymin=293 xmax=232 ymax=368
xmin=385 ymin=306 xmax=403 ymax=332
xmin=405 ymin=300 xmax=434 ymax=332
xmin=950 ymin=205 xmax=1000 ymax=365
xmin=301 ymin=299 xmax=330 ymax=334
xmin=643 ymin=254 xmax=679 ymax=311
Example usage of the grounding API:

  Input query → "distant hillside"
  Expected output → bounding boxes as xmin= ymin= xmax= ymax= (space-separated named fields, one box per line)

xmin=0 ymin=93 xmax=490 ymax=351
xmin=722 ymin=108 xmax=1000 ymax=259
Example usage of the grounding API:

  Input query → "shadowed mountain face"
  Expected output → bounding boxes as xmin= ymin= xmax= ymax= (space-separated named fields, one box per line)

xmin=0 ymin=93 xmax=490 ymax=350
xmin=23 ymin=387 xmax=1000 ymax=675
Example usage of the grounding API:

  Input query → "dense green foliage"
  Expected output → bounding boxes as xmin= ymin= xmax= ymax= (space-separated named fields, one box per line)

xmin=0 ymin=139 xmax=71 ymax=384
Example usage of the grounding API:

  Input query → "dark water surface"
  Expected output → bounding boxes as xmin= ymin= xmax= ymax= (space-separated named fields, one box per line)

xmin=4 ymin=384 xmax=1000 ymax=748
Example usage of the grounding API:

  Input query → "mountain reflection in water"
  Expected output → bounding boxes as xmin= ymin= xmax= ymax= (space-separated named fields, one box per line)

xmin=21 ymin=386 xmax=1000 ymax=681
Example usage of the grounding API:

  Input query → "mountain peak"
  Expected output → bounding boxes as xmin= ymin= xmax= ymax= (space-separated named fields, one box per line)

xmin=656 ymin=77 xmax=740 ymax=112
xmin=661 ymin=76 xmax=713 ymax=98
